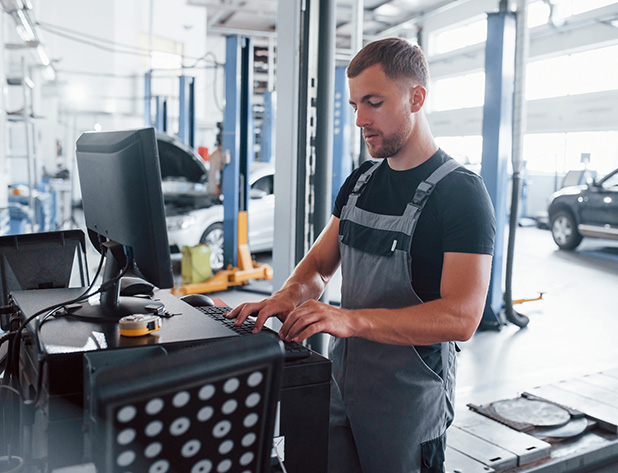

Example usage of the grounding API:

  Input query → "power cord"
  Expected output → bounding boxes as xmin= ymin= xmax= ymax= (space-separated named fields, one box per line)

xmin=272 ymin=440 xmax=288 ymax=473
xmin=2 ymin=244 xmax=109 ymax=402
xmin=0 ymin=238 xmax=133 ymax=466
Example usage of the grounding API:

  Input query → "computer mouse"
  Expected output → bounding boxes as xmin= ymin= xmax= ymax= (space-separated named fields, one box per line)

xmin=180 ymin=294 xmax=215 ymax=307
xmin=120 ymin=276 xmax=155 ymax=296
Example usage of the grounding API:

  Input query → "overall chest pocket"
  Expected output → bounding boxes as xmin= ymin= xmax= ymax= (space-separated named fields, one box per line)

xmin=340 ymin=219 xmax=410 ymax=257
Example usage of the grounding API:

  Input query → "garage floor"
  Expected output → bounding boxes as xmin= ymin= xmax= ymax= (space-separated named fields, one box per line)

xmin=203 ymin=226 xmax=618 ymax=411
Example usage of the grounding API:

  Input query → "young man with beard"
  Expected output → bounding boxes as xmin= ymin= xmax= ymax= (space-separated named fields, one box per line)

xmin=228 ymin=37 xmax=496 ymax=473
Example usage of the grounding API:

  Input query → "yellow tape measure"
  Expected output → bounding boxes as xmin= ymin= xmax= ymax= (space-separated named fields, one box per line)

xmin=119 ymin=314 xmax=161 ymax=337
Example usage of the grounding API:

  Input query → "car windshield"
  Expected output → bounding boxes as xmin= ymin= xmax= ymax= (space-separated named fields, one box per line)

xmin=601 ymin=171 xmax=618 ymax=190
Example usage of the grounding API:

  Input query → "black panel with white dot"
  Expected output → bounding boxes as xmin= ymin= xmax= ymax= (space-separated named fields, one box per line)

xmin=107 ymin=369 xmax=268 ymax=473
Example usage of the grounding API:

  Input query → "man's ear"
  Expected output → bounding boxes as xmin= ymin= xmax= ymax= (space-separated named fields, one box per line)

xmin=409 ymin=85 xmax=427 ymax=112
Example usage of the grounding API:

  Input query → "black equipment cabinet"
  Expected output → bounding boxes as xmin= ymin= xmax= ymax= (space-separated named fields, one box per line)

xmin=11 ymin=288 xmax=331 ymax=473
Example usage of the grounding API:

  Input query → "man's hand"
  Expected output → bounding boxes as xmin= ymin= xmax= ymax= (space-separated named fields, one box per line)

xmin=279 ymin=300 xmax=357 ymax=343
xmin=226 ymin=294 xmax=297 ymax=333
xmin=226 ymin=216 xmax=343 ymax=340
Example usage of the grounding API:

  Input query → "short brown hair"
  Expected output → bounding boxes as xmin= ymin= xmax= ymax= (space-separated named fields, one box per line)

xmin=347 ymin=37 xmax=429 ymax=87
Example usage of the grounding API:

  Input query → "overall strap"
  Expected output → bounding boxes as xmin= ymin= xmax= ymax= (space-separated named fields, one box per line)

xmin=409 ymin=158 xmax=461 ymax=210
xmin=352 ymin=161 xmax=381 ymax=194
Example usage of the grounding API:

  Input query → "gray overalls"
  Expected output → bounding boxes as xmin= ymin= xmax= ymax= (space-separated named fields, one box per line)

xmin=329 ymin=158 xmax=461 ymax=473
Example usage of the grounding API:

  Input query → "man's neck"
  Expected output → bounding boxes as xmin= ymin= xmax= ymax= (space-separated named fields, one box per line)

xmin=387 ymin=126 xmax=438 ymax=171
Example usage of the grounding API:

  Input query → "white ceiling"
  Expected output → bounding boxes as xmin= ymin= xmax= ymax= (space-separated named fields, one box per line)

xmin=188 ymin=0 xmax=464 ymax=46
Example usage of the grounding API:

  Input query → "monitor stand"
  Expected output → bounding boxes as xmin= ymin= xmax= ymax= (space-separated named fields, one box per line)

xmin=70 ymin=243 xmax=165 ymax=322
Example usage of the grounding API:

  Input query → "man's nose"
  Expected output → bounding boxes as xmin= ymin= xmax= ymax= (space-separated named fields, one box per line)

xmin=355 ymin=107 xmax=371 ymax=128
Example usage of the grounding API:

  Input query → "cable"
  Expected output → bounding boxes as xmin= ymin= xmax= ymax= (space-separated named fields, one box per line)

xmin=2 ymin=248 xmax=109 ymax=400
xmin=37 ymin=21 xmax=151 ymax=56
xmin=37 ymin=20 xmax=223 ymax=68
xmin=0 ymin=244 xmax=113 ymax=458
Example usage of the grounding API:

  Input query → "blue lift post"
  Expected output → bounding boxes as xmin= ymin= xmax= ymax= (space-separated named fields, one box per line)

xmin=222 ymin=35 xmax=253 ymax=269
xmin=144 ymin=72 xmax=187 ymax=137
xmin=261 ymin=91 xmax=274 ymax=163
xmin=480 ymin=10 xmax=517 ymax=329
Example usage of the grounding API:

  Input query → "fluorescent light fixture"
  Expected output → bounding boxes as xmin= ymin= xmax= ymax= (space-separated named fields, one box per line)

xmin=35 ymin=44 xmax=50 ymax=66
xmin=15 ymin=9 xmax=36 ymax=42
xmin=42 ymin=65 xmax=56 ymax=81
xmin=374 ymin=3 xmax=400 ymax=17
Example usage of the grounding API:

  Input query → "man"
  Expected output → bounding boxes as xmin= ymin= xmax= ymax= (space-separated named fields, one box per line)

xmin=229 ymin=38 xmax=495 ymax=473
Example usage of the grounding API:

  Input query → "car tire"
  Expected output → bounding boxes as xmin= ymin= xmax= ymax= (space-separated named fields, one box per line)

xmin=200 ymin=223 xmax=224 ymax=272
xmin=550 ymin=210 xmax=583 ymax=250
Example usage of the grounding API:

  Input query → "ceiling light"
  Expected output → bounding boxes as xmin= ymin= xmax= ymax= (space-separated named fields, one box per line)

xmin=374 ymin=4 xmax=400 ymax=17
xmin=36 ymin=44 xmax=50 ymax=66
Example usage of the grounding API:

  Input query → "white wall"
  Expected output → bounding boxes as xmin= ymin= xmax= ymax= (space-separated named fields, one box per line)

xmin=0 ymin=15 xmax=7 ymax=207
xmin=21 ymin=0 xmax=224 ymax=180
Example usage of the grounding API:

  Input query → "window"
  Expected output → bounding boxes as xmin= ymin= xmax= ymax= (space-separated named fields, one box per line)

xmin=523 ymin=131 xmax=618 ymax=175
xmin=527 ymin=1 xmax=550 ymax=28
xmin=526 ymin=45 xmax=618 ymax=100
xmin=431 ymin=16 xmax=487 ymax=55
xmin=570 ymin=0 xmax=617 ymax=15
xmin=435 ymin=135 xmax=483 ymax=170
xmin=569 ymin=45 xmax=618 ymax=96
xmin=526 ymin=56 xmax=570 ymax=100
xmin=431 ymin=71 xmax=485 ymax=111
xmin=139 ymin=35 xmax=183 ymax=70
xmin=252 ymin=175 xmax=273 ymax=195
xmin=523 ymin=133 xmax=568 ymax=173
xmin=601 ymin=170 xmax=618 ymax=190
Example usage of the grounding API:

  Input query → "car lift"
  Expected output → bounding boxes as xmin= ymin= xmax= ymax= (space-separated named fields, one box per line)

xmin=171 ymin=210 xmax=272 ymax=295
xmin=171 ymin=35 xmax=272 ymax=296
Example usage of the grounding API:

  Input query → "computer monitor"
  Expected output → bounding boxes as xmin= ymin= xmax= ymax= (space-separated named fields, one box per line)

xmin=75 ymin=127 xmax=173 ymax=319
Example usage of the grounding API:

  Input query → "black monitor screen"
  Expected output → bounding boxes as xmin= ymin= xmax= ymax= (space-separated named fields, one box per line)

xmin=75 ymin=128 xmax=173 ymax=318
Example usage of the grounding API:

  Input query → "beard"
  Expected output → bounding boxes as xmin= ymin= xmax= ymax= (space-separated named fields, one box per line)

xmin=363 ymin=118 xmax=413 ymax=160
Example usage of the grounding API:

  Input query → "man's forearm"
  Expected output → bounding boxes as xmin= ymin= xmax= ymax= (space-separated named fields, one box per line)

xmin=276 ymin=253 xmax=333 ymax=308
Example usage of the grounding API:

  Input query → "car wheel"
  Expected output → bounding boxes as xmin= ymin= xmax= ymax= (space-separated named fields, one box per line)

xmin=550 ymin=210 xmax=583 ymax=250
xmin=200 ymin=223 xmax=224 ymax=272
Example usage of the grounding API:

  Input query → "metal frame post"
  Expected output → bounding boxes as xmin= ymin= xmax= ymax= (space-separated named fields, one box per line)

xmin=153 ymin=96 xmax=167 ymax=132
xmin=313 ymin=0 xmax=335 ymax=239
xmin=178 ymin=75 xmax=196 ymax=148
xmin=273 ymin=0 xmax=303 ymax=291
xmin=144 ymin=70 xmax=152 ymax=127
xmin=240 ymin=36 xmax=254 ymax=169
xmin=480 ymin=10 xmax=517 ymax=328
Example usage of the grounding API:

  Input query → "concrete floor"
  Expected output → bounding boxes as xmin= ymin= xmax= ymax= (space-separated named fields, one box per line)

xmin=198 ymin=226 xmax=618 ymax=412
xmin=70 ymin=223 xmax=618 ymax=470
xmin=82 ymin=222 xmax=618 ymax=410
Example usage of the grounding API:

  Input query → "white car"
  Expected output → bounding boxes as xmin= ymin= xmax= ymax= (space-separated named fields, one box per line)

xmin=158 ymin=134 xmax=274 ymax=272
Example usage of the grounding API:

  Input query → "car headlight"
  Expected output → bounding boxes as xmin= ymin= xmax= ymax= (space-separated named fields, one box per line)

xmin=166 ymin=215 xmax=197 ymax=231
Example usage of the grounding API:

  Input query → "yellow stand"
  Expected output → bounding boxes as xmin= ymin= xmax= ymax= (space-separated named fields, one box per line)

xmin=172 ymin=211 xmax=273 ymax=295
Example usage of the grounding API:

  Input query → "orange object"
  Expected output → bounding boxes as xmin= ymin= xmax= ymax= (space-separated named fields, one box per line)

xmin=171 ymin=211 xmax=273 ymax=295
xmin=198 ymin=146 xmax=209 ymax=161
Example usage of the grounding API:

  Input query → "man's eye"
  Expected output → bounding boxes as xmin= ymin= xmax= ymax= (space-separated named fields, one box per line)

xmin=369 ymin=101 xmax=383 ymax=108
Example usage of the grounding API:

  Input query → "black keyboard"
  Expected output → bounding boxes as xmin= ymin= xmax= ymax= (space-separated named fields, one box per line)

xmin=196 ymin=306 xmax=313 ymax=361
